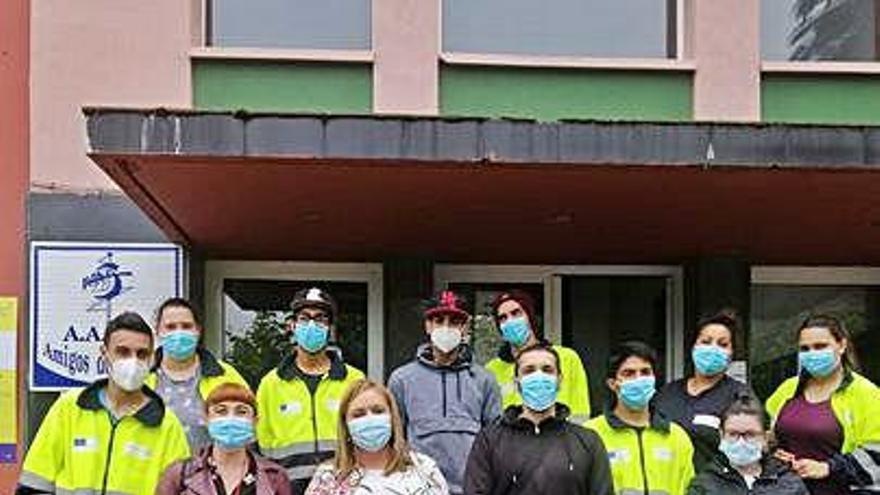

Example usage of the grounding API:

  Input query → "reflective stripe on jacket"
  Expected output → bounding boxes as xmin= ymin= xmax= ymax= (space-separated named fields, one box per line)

xmin=256 ymin=351 xmax=364 ymax=484
xmin=18 ymin=379 xmax=190 ymax=495
xmin=585 ymin=411 xmax=695 ymax=495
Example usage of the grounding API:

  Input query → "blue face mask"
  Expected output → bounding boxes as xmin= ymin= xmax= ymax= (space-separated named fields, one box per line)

xmin=799 ymin=349 xmax=838 ymax=378
xmin=208 ymin=417 xmax=255 ymax=450
xmin=161 ymin=330 xmax=199 ymax=361
xmin=500 ymin=317 xmax=531 ymax=347
xmin=294 ymin=320 xmax=329 ymax=354
xmin=618 ymin=376 xmax=656 ymax=411
xmin=518 ymin=371 xmax=558 ymax=412
xmin=348 ymin=413 xmax=392 ymax=452
xmin=692 ymin=344 xmax=730 ymax=376
xmin=719 ymin=437 xmax=763 ymax=467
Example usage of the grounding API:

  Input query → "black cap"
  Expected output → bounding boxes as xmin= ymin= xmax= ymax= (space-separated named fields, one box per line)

xmin=290 ymin=287 xmax=338 ymax=322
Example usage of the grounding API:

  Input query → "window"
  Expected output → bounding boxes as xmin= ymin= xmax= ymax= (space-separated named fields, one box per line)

xmin=208 ymin=0 xmax=371 ymax=49
xmin=443 ymin=0 xmax=679 ymax=58
xmin=751 ymin=281 xmax=880 ymax=400
xmin=762 ymin=0 xmax=880 ymax=61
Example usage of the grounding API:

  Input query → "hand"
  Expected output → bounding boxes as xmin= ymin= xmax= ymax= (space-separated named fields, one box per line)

xmin=774 ymin=449 xmax=796 ymax=464
xmin=791 ymin=458 xmax=830 ymax=479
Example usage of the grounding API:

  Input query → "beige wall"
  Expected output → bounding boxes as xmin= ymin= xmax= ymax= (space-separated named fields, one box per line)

xmin=31 ymin=0 xmax=193 ymax=191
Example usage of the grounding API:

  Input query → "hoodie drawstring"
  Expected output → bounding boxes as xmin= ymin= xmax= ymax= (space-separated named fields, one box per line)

xmin=456 ymin=371 xmax=462 ymax=402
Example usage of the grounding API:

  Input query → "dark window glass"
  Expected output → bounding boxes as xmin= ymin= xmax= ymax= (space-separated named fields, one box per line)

xmin=443 ymin=0 xmax=677 ymax=58
xmin=209 ymin=0 xmax=371 ymax=49
xmin=762 ymin=0 xmax=880 ymax=61
xmin=750 ymin=285 xmax=880 ymax=401
xmin=562 ymin=276 xmax=668 ymax=415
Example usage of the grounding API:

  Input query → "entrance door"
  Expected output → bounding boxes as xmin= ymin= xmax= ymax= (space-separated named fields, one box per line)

xmin=562 ymin=275 xmax=672 ymax=414
xmin=435 ymin=265 xmax=683 ymax=416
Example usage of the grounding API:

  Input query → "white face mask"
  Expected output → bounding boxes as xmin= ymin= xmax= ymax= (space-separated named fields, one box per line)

xmin=431 ymin=326 xmax=462 ymax=354
xmin=109 ymin=357 xmax=149 ymax=392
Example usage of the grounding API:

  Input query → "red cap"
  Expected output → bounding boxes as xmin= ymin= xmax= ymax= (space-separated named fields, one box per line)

xmin=424 ymin=290 xmax=470 ymax=319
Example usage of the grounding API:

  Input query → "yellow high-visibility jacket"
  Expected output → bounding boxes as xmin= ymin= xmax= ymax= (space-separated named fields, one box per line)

xmin=486 ymin=344 xmax=591 ymax=423
xmin=145 ymin=347 xmax=250 ymax=399
xmin=767 ymin=370 xmax=880 ymax=488
xmin=585 ymin=411 xmax=695 ymax=495
xmin=256 ymin=351 xmax=364 ymax=484
xmin=18 ymin=380 xmax=190 ymax=495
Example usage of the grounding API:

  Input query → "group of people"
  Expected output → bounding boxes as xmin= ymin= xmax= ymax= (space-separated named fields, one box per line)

xmin=15 ymin=286 xmax=880 ymax=495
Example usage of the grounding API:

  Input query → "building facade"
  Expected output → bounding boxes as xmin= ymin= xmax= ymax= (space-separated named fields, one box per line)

xmin=6 ymin=0 xmax=880 ymax=489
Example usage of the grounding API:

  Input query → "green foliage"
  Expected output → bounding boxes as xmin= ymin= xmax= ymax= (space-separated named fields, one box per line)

xmin=225 ymin=311 xmax=288 ymax=390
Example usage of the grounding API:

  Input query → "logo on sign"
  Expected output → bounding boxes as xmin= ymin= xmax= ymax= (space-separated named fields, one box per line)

xmin=81 ymin=252 xmax=134 ymax=322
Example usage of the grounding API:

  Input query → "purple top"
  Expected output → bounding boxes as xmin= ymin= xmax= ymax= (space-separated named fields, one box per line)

xmin=775 ymin=395 xmax=846 ymax=495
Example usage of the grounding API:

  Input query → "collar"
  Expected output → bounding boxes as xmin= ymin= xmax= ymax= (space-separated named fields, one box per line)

xmin=152 ymin=347 xmax=224 ymax=377
xmin=497 ymin=338 xmax=551 ymax=363
xmin=277 ymin=349 xmax=347 ymax=382
xmin=501 ymin=403 xmax=571 ymax=431
xmin=416 ymin=343 xmax=474 ymax=371
xmin=794 ymin=366 xmax=855 ymax=397
xmin=604 ymin=408 xmax=670 ymax=433
xmin=77 ymin=378 xmax=166 ymax=427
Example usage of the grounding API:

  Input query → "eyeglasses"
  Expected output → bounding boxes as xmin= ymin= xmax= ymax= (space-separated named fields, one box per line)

xmin=295 ymin=313 xmax=330 ymax=325
xmin=723 ymin=431 xmax=763 ymax=442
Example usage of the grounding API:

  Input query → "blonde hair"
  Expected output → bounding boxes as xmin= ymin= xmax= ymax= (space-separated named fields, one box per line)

xmin=333 ymin=379 xmax=412 ymax=480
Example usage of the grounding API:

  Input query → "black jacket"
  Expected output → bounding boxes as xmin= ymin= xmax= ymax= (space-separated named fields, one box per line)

xmin=687 ymin=457 xmax=809 ymax=495
xmin=463 ymin=404 xmax=613 ymax=495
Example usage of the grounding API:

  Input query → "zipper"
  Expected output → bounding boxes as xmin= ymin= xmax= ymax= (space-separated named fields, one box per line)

xmin=100 ymin=416 xmax=121 ymax=495
xmin=636 ymin=429 xmax=649 ymax=495
xmin=310 ymin=386 xmax=319 ymax=453
xmin=442 ymin=372 xmax=448 ymax=417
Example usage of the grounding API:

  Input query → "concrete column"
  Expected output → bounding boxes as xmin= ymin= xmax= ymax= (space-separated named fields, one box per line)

xmin=383 ymin=259 xmax=434 ymax=378
xmin=372 ymin=0 xmax=440 ymax=115
xmin=690 ymin=0 xmax=761 ymax=121
xmin=684 ymin=257 xmax=752 ymax=364
xmin=0 ymin=0 xmax=28 ymax=488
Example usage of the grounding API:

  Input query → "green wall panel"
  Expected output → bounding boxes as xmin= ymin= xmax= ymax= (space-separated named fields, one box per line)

xmin=440 ymin=66 xmax=692 ymax=121
xmin=762 ymin=74 xmax=880 ymax=125
xmin=193 ymin=60 xmax=372 ymax=113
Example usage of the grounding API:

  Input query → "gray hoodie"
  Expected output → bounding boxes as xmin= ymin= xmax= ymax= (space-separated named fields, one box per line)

xmin=388 ymin=344 xmax=502 ymax=495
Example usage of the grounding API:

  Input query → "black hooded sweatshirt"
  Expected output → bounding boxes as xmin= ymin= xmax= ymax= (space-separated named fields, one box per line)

xmin=687 ymin=457 xmax=809 ymax=495
xmin=463 ymin=404 xmax=613 ymax=495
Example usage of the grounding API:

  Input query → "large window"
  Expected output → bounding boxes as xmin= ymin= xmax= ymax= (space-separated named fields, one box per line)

xmin=762 ymin=0 xmax=880 ymax=61
xmin=750 ymin=268 xmax=880 ymax=400
xmin=443 ymin=0 xmax=679 ymax=58
xmin=205 ymin=261 xmax=383 ymax=386
xmin=208 ymin=0 xmax=371 ymax=49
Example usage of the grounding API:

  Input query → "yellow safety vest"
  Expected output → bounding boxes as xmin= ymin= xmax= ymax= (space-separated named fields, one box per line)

xmin=19 ymin=380 xmax=190 ymax=495
xmin=256 ymin=352 xmax=364 ymax=482
xmin=585 ymin=412 xmax=694 ymax=495
xmin=767 ymin=370 xmax=880 ymax=459
xmin=145 ymin=348 xmax=250 ymax=398
xmin=486 ymin=344 xmax=591 ymax=423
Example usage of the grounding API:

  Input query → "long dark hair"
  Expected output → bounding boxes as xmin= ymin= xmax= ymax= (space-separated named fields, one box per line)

xmin=798 ymin=314 xmax=860 ymax=372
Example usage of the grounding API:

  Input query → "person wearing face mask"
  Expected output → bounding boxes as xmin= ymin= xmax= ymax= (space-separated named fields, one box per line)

xmin=464 ymin=343 xmax=613 ymax=495
xmin=485 ymin=291 xmax=591 ymax=424
xmin=686 ymin=396 xmax=808 ymax=495
xmin=766 ymin=314 xmax=880 ymax=495
xmin=157 ymin=383 xmax=291 ymax=495
xmin=585 ymin=341 xmax=695 ymax=495
xmin=654 ymin=309 xmax=754 ymax=472
xmin=388 ymin=290 xmax=501 ymax=495
xmin=256 ymin=287 xmax=365 ymax=494
xmin=305 ymin=379 xmax=448 ymax=495
xmin=146 ymin=298 xmax=249 ymax=451
xmin=16 ymin=312 xmax=190 ymax=495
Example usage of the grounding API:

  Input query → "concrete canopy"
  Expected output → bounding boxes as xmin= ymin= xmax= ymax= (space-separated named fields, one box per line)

xmin=84 ymin=108 xmax=880 ymax=264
